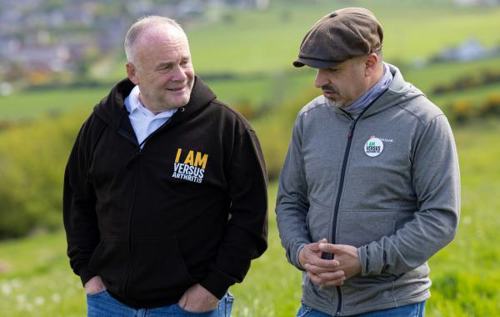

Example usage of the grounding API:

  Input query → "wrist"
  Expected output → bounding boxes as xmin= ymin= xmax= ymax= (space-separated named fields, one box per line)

xmin=84 ymin=276 xmax=105 ymax=293
xmin=296 ymin=243 xmax=307 ymax=270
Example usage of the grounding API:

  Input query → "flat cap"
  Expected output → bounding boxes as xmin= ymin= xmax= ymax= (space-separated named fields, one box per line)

xmin=293 ymin=7 xmax=383 ymax=68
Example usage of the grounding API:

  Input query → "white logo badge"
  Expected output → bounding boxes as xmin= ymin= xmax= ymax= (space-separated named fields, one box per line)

xmin=364 ymin=136 xmax=384 ymax=157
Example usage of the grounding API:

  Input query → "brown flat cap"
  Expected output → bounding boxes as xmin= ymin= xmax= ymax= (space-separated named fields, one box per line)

xmin=293 ymin=7 xmax=383 ymax=68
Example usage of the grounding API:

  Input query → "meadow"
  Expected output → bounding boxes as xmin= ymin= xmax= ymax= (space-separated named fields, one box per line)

xmin=4 ymin=0 xmax=500 ymax=117
xmin=1 ymin=120 xmax=499 ymax=316
xmin=0 ymin=0 xmax=499 ymax=315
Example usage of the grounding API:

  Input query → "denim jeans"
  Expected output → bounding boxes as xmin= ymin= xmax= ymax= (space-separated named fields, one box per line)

xmin=296 ymin=301 xmax=426 ymax=317
xmin=87 ymin=290 xmax=234 ymax=317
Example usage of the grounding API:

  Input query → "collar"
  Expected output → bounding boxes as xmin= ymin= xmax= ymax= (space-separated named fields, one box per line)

xmin=94 ymin=76 xmax=217 ymax=128
xmin=340 ymin=62 xmax=393 ymax=115
xmin=125 ymin=85 xmax=177 ymax=119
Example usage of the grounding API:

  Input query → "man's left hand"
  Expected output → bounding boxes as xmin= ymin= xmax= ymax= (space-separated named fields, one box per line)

xmin=318 ymin=243 xmax=362 ymax=280
xmin=178 ymin=284 xmax=219 ymax=313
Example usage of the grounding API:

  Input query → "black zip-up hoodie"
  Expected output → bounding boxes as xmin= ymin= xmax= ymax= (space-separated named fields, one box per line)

xmin=63 ymin=77 xmax=268 ymax=308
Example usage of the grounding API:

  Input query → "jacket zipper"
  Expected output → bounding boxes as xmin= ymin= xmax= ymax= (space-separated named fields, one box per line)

xmin=327 ymin=90 xmax=388 ymax=315
xmin=123 ymin=155 xmax=139 ymax=296
xmin=116 ymin=114 xmax=141 ymax=296
xmin=330 ymin=116 xmax=357 ymax=316
xmin=118 ymin=110 xmax=181 ymax=296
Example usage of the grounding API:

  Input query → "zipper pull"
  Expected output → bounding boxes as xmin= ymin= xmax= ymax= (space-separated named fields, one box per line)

xmin=347 ymin=122 xmax=355 ymax=139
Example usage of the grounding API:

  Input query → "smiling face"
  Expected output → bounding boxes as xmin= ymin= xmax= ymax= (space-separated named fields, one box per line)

xmin=126 ymin=26 xmax=194 ymax=113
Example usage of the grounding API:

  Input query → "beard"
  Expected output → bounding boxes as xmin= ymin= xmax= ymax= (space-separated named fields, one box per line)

xmin=321 ymin=85 xmax=346 ymax=107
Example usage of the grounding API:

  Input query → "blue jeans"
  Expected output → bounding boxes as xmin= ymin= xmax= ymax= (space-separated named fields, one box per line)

xmin=87 ymin=290 xmax=234 ymax=317
xmin=297 ymin=301 xmax=426 ymax=317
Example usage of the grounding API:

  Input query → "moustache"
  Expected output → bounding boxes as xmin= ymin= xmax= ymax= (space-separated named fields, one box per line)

xmin=321 ymin=85 xmax=338 ymax=94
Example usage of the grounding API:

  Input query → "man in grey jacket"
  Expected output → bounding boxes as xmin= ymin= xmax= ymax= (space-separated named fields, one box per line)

xmin=276 ymin=7 xmax=460 ymax=317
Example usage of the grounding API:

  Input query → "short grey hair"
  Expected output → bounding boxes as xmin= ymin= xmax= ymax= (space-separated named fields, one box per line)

xmin=124 ymin=16 xmax=185 ymax=63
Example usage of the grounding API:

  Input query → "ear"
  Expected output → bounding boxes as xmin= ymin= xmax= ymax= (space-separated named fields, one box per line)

xmin=126 ymin=62 xmax=139 ymax=85
xmin=364 ymin=53 xmax=381 ymax=77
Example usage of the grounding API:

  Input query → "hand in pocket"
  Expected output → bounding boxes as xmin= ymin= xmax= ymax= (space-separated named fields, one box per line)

xmin=85 ymin=276 xmax=106 ymax=295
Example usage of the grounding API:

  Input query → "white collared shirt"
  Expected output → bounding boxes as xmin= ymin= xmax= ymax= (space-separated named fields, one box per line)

xmin=124 ymin=86 xmax=177 ymax=148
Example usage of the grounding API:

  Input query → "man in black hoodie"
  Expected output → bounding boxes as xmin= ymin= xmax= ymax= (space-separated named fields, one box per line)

xmin=63 ymin=16 xmax=268 ymax=317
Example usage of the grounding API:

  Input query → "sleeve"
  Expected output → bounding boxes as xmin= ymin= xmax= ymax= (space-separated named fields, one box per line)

xmin=358 ymin=114 xmax=460 ymax=276
xmin=275 ymin=116 xmax=311 ymax=270
xmin=62 ymin=117 xmax=100 ymax=286
xmin=199 ymin=125 xmax=268 ymax=299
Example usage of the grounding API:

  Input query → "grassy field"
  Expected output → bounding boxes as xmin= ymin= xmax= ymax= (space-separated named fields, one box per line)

xmin=1 ymin=0 xmax=500 ymax=120
xmin=2 ymin=56 xmax=499 ymax=122
xmin=186 ymin=0 xmax=500 ymax=75
xmin=403 ymin=57 xmax=500 ymax=92
xmin=0 ymin=74 xmax=308 ymax=121
xmin=0 ymin=120 xmax=499 ymax=316
xmin=0 ymin=88 xmax=107 ymax=121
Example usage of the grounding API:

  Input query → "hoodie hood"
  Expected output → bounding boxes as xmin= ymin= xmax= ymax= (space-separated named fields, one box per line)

xmin=362 ymin=63 xmax=424 ymax=118
xmin=93 ymin=76 xmax=216 ymax=129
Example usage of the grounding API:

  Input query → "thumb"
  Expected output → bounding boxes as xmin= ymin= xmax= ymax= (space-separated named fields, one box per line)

xmin=308 ymin=238 xmax=329 ymax=252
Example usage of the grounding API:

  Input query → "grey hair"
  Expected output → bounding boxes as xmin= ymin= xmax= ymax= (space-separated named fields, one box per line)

xmin=124 ymin=16 xmax=184 ymax=63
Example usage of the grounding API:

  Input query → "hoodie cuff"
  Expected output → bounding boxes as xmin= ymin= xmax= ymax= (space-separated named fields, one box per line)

xmin=358 ymin=243 xmax=383 ymax=276
xmin=287 ymin=240 xmax=309 ymax=271
xmin=79 ymin=267 xmax=97 ymax=286
xmin=199 ymin=270 xmax=235 ymax=300
xmin=293 ymin=243 xmax=307 ymax=271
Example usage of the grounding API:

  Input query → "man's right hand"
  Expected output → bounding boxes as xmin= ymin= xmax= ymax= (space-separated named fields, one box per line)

xmin=84 ymin=276 xmax=106 ymax=295
xmin=299 ymin=239 xmax=345 ymax=287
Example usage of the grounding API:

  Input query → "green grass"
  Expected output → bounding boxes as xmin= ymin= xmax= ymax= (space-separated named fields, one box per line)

xmin=0 ymin=234 xmax=83 ymax=316
xmin=425 ymin=119 xmax=500 ymax=316
xmin=0 ymin=72 xmax=316 ymax=122
xmin=2 ymin=58 xmax=499 ymax=123
xmin=403 ymin=57 xmax=500 ymax=93
xmin=2 ymin=1 xmax=500 ymax=121
xmin=187 ymin=0 xmax=500 ymax=75
xmin=1 ymin=120 xmax=499 ymax=316
xmin=433 ymin=83 xmax=500 ymax=108
xmin=208 ymin=70 xmax=316 ymax=108
xmin=0 ymin=88 xmax=107 ymax=121
xmin=104 ymin=1 xmax=500 ymax=78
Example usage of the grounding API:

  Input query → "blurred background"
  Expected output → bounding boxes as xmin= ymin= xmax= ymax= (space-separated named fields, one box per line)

xmin=0 ymin=0 xmax=499 ymax=316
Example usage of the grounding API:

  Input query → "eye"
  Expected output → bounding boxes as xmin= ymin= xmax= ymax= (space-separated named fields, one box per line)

xmin=156 ymin=64 xmax=173 ymax=71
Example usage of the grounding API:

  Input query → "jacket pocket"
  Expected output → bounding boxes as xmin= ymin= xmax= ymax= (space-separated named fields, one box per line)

xmin=306 ymin=198 xmax=332 ymax=243
xmin=88 ymin=239 xmax=128 ymax=294
xmin=336 ymin=210 xmax=398 ymax=247
xmin=127 ymin=236 xmax=195 ymax=301
xmin=301 ymin=273 xmax=335 ymax=310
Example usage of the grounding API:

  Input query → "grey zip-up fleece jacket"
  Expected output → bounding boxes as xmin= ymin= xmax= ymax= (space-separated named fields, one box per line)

xmin=276 ymin=64 xmax=460 ymax=316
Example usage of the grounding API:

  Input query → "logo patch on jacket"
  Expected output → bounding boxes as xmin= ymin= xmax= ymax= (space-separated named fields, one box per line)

xmin=171 ymin=148 xmax=208 ymax=183
xmin=364 ymin=136 xmax=384 ymax=157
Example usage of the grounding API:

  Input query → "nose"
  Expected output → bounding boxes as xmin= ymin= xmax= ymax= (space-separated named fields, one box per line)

xmin=314 ymin=69 xmax=329 ymax=88
xmin=171 ymin=64 xmax=188 ymax=82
